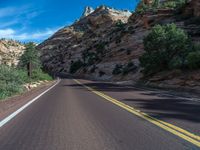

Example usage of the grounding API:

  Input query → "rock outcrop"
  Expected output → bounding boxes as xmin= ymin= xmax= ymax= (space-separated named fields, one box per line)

xmin=0 ymin=39 xmax=25 ymax=66
xmin=38 ymin=1 xmax=200 ymax=83
xmin=38 ymin=6 xmax=134 ymax=80
xmin=81 ymin=6 xmax=94 ymax=18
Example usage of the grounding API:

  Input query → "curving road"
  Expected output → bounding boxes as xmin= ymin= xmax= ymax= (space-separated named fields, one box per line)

xmin=0 ymin=78 xmax=199 ymax=150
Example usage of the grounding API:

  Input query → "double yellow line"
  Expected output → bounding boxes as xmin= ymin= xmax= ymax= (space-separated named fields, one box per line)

xmin=73 ymin=79 xmax=200 ymax=147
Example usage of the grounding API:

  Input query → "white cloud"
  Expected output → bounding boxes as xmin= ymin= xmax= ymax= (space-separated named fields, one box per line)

xmin=0 ymin=6 xmax=30 ymax=18
xmin=0 ymin=19 xmax=19 ymax=28
xmin=0 ymin=5 xmax=42 ymax=28
xmin=0 ymin=29 xmax=15 ymax=37
xmin=0 ymin=28 xmax=60 ymax=41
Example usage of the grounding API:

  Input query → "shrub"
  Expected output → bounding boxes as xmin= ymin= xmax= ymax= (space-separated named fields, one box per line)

xmin=99 ymin=71 xmax=105 ymax=77
xmin=112 ymin=64 xmax=123 ymax=75
xmin=140 ymin=24 xmax=191 ymax=75
xmin=116 ymin=20 xmax=125 ymax=29
xmin=122 ymin=62 xmax=137 ymax=75
xmin=82 ymin=49 xmax=101 ymax=66
xmin=0 ymin=65 xmax=27 ymax=99
xmin=161 ymin=0 xmax=187 ymax=9
xmin=70 ymin=60 xmax=84 ymax=74
xmin=31 ymin=69 xmax=53 ymax=81
xmin=186 ymin=51 xmax=200 ymax=69
xmin=90 ymin=65 xmax=97 ymax=73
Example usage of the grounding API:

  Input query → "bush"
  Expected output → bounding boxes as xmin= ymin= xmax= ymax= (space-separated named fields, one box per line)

xmin=112 ymin=62 xmax=137 ymax=75
xmin=31 ymin=69 xmax=53 ymax=81
xmin=82 ymin=50 xmax=100 ymax=66
xmin=0 ymin=65 xmax=27 ymax=99
xmin=70 ymin=60 xmax=84 ymax=74
xmin=90 ymin=65 xmax=97 ymax=73
xmin=112 ymin=64 xmax=123 ymax=75
xmin=122 ymin=62 xmax=137 ymax=75
xmin=116 ymin=20 xmax=125 ymax=29
xmin=99 ymin=71 xmax=105 ymax=77
xmin=186 ymin=51 xmax=200 ymax=69
xmin=0 ymin=81 xmax=24 ymax=100
xmin=161 ymin=0 xmax=187 ymax=9
xmin=140 ymin=24 xmax=191 ymax=75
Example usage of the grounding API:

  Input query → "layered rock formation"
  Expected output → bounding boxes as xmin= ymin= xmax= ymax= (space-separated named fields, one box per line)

xmin=38 ymin=1 xmax=200 ymax=83
xmin=38 ymin=6 xmax=134 ymax=80
xmin=0 ymin=39 xmax=25 ymax=66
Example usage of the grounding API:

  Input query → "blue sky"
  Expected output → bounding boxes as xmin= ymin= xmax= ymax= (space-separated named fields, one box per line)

xmin=0 ymin=0 xmax=140 ymax=43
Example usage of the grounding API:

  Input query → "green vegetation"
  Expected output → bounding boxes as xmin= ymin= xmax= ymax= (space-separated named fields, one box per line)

xmin=140 ymin=24 xmax=200 ymax=75
xmin=112 ymin=62 xmax=137 ymax=75
xmin=161 ymin=0 xmax=187 ymax=9
xmin=0 ymin=65 xmax=27 ymax=99
xmin=112 ymin=64 xmax=123 ymax=75
xmin=122 ymin=62 xmax=137 ymax=75
xmin=116 ymin=20 xmax=126 ymax=29
xmin=70 ymin=60 xmax=84 ymax=74
xmin=0 ymin=42 xmax=52 ymax=100
xmin=19 ymin=43 xmax=40 ymax=69
xmin=99 ymin=71 xmax=105 ymax=77
xmin=135 ymin=0 xmax=187 ymax=15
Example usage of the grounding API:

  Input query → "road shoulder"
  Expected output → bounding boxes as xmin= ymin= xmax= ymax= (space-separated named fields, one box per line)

xmin=0 ymin=80 xmax=57 ymax=121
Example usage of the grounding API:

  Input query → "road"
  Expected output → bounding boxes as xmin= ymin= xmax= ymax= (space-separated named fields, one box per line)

xmin=0 ymin=78 xmax=199 ymax=150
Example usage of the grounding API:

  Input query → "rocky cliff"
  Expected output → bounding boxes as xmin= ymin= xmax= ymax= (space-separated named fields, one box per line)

xmin=38 ymin=1 xmax=200 ymax=84
xmin=38 ymin=6 xmax=134 ymax=80
xmin=0 ymin=39 xmax=25 ymax=66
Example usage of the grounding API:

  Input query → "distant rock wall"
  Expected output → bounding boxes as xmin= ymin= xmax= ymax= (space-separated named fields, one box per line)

xmin=0 ymin=39 xmax=25 ymax=66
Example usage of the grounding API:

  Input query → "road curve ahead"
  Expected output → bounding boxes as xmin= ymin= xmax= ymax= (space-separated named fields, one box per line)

xmin=0 ymin=78 xmax=199 ymax=150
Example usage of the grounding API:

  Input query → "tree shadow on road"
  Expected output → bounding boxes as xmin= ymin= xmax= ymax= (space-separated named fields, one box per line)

xmin=123 ymin=98 xmax=200 ymax=123
xmin=63 ymin=79 xmax=200 ymax=124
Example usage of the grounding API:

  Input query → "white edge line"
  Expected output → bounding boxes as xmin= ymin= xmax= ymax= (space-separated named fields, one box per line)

xmin=0 ymin=79 xmax=61 ymax=128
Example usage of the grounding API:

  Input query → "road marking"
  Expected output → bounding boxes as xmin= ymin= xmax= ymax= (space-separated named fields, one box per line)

xmin=73 ymin=79 xmax=200 ymax=147
xmin=0 ymin=79 xmax=60 ymax=128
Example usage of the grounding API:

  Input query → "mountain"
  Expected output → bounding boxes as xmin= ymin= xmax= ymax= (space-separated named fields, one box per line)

xmin=0 ymin=39 xmax=25 ymax=66
xmin=38 ymin=5 xmax=133 ymax=80
xmin=38 ymin=0 xmax=200 ymax=89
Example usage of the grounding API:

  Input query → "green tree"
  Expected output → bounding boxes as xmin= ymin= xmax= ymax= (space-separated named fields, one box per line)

xmin=19 ymin=42 xmax=40 ymax=77
xmin=140 ymin=24 xmax=191 ymax=75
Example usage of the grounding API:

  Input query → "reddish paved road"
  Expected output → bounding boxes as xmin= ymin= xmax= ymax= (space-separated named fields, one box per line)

xmin=0 ymin=78 xmax=199 ymax=150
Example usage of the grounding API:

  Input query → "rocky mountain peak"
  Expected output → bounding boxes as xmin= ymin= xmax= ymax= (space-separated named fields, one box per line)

xmin=81 ymin=6 xmax=94 ymax=18
xmin=94 ymin=5 xmax=132 ymax=18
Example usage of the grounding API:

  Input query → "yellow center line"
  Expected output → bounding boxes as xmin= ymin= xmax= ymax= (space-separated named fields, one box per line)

xmin=73 ymin=79 xmax=200 ymax=147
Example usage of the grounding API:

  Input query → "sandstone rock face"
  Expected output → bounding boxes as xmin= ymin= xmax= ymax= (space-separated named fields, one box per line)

xmin=38 ymin=2 xmax=200 ymax=82
xmin=38 ymin=6 xmax=135 ymax=80
xmin=0 ymin=39 xmax=25 ymax=66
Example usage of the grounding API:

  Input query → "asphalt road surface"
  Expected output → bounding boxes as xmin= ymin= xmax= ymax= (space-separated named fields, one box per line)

xmin=0 ymin=78 xmax=200 ymax=150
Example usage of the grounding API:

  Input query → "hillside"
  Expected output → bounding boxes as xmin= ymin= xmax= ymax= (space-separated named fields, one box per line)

xmin=38 ymin=0 xmax=200 ymax=89
xmin=0 ymin=39 xmax=25 ymax=66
